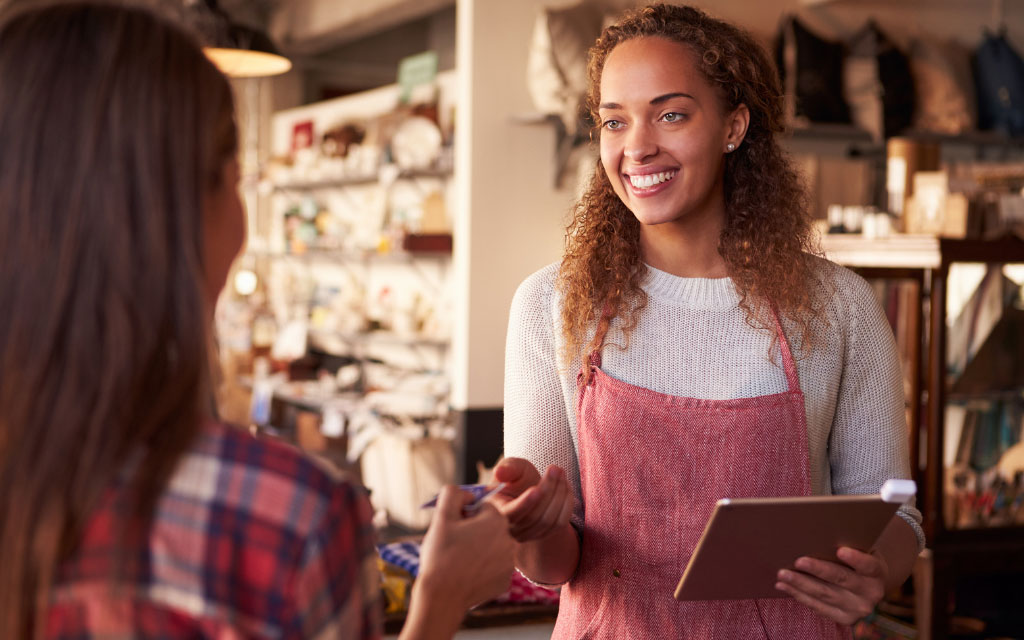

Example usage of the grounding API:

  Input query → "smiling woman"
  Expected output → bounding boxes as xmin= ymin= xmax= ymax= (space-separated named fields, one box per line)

xmin=499 ymin=4 xmax=924 ymax=639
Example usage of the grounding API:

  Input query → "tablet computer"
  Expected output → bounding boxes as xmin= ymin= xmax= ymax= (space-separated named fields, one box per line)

xmin=674 ymin=480 xmax=915 ymax=601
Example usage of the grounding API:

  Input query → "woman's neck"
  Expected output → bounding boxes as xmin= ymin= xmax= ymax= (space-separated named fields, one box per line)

xmin=639 ymin=211 xmax=727 ymax=278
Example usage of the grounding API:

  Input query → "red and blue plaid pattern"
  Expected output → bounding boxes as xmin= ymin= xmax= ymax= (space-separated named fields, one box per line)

xmin=45 ymin=421 xmax=381 ymax=639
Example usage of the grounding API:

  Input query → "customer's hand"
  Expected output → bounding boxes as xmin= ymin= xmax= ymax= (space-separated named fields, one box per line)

xmin=491 ymin=457 xmax=573 ymax=543
xmin=415 ymin=485 xmax=516 ymax=610
xmin=775 ymin=547 xmax=888 ymax=625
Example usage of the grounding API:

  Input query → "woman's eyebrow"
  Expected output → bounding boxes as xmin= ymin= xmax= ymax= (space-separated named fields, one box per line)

xmin=599 ymin=92 xmax=696 ymax=110
xmin=650 ymin=92 xmax=695 ymax=104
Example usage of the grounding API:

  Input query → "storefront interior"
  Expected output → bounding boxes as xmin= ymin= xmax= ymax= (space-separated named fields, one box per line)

xmin=203 ymin=0 xmax=1024 ymax=637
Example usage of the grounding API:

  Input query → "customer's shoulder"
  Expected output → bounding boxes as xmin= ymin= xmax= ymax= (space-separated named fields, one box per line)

xmin=177 ymin=421 xmax=364 ymax=531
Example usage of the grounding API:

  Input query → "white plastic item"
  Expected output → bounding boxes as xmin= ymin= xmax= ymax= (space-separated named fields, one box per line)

xmin=359 ymin=429 xmax=455 ymax=530
xmin=320 ymin=404 xmax=345 ymax=438
xmin=880 ymin=479 xmax=917 ymax=504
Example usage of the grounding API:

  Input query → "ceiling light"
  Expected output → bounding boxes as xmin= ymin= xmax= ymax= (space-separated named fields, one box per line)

xmin=188 ymin=0 xmax=291 ymax=78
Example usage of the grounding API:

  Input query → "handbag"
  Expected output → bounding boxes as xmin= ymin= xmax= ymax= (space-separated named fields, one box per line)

xmin=908 ymin=34 xmax=976 ymax=135
xmin=775 ymin=15 xmax=852 ymax=126
xmin=973 ymin=30 xmax=1024 ymax=135
xmin=844 ymin=21 xmax=915 ymax=140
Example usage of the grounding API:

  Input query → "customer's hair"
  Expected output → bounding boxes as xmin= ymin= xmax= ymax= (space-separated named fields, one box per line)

xmin=0 ymin=2 xmax=237 ymax=636
xmin=558 ymin=3 xmax=822 ymax=366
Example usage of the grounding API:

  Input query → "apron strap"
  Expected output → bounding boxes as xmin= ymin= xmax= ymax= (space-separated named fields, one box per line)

xmin=769 ymin=303 xmax=801 ymax=394
xmin=580 ymin=304 xmax=614 ymax=384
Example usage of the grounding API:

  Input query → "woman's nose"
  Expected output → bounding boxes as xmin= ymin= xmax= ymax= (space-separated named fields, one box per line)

xmin=623 ymin=125 xmax=657 ymax=162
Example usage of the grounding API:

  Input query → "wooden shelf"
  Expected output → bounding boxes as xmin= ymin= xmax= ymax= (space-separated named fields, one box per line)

xmin=384 ymin=603 xmax=557 ymax=634
xmin=821 ymin=234 xmax=941 ymax=269
xmin=933 ymin=525 xmax=1024 ymax=550
xmin=784 ymin=125 xmax=1024 ymax=157
xmin=828 ymin=233 xmax=1024 ymax=638
xmin=822 ymin=234 xmax=1024 ymax=269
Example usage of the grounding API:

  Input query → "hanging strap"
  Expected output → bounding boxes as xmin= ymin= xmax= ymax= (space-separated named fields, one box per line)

xmin=579 ymin=304 xmax=614 ymax=386
xmin=769 ymin=303 xmax=801 ymax=394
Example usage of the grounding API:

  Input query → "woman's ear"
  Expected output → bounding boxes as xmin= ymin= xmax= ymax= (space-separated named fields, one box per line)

xmin=726 ymin=104 xmax=750 ymax=150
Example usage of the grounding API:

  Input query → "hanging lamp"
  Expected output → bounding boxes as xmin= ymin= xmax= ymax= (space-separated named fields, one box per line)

xmin=188 ymin=0 xmax=291 ymax=78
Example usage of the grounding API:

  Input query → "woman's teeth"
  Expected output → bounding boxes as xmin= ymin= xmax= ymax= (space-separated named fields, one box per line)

xmin=629 ymin=171 xmax=676 ymax=189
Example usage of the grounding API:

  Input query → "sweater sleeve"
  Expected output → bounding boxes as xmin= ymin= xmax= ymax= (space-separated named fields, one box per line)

xmin=503 ymin=266 xmax=585 ymax=527
xmin=828 ymin=271 xmax=926 ymax=550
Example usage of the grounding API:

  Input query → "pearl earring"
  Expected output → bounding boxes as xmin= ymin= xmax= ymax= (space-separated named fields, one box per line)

xmin=726 ymin=143 xmax=736 ymax=152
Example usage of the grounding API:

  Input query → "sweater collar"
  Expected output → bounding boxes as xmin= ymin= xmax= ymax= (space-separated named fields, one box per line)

xmin=643 ymin=264 xmax=740 ymax=310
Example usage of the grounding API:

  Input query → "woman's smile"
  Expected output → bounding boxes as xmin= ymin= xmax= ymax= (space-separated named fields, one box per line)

xmin=626 ymin=169 xmax=678 ymax=195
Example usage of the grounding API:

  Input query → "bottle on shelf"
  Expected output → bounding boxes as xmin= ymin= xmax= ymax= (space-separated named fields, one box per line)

xmin=251 ymin=294 xmax=277 ymax=362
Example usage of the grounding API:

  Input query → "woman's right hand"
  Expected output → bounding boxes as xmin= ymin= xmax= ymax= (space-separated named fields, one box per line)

xmin=492 ymin=457 xmax=574 ymax=543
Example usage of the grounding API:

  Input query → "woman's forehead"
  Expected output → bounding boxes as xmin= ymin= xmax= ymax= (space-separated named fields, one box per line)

xmin=599 ymin=37 xmax=711 ymax=107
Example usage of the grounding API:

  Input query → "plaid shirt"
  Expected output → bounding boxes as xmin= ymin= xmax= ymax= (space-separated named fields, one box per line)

xmin=45 ymin=421 xmax=381 ymax=639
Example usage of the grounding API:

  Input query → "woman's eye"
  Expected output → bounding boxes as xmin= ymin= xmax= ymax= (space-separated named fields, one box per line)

xmin=602 ymin=119 xmax=624 ymax=131
xmin=661 ymin=112 xmax=687 ymax=123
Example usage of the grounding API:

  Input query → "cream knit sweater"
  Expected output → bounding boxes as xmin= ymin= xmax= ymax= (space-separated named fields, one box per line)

xmin=503 ymin=258 xmax=925 ymax=547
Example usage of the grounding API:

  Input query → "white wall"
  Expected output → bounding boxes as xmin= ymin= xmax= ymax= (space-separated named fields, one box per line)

xmin=450 ymin=0 xmax=578 ymax=409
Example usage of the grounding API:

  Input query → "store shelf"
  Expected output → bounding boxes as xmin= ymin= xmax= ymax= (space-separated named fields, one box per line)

xmin=821 ymin=233 xmax=941 ymax=269
xmin=384 ymin=603 xmax=558 ymax=635
xmin=947 ymin=388 xmax=1024 ymax=403
xmin=827 ymin=234 xmax=1024 ymax=639
xmin=932 ymin=525 xmax=1024 ymax=548
xmin=788 ymin=123 xmax=875 ymax=142
xmin=309 ymin=328 xmax=448 ymax=352
xmin=271 ymin=167 xmax=452 ymax=192
xmin=247 ymin=248 xmax=450 ymax=263
xmin=785 ymin=126 xmax=1024 ymax=161
xmin=272 ymin=386 xmax=362 ymax=413
xmin=800 ymin=0 xmax=1006 ymax=7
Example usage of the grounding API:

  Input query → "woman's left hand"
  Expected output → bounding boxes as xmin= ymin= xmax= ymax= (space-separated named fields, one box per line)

xmin=775 ymin=547 xmax=888 ymax=625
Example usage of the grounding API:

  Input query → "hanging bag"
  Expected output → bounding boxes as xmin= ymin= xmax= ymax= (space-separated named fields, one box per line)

xmin=844 ymin=21 xmax=915 ymax=140
xmin=973 ymin=30 xmax=1024 ymax=136
xmin=775 ymin=15 xmax=852 ymax=126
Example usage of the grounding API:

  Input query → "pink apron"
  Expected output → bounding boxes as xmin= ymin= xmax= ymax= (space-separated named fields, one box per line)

xmin=552 ymin=310 xmax=851 ymax=639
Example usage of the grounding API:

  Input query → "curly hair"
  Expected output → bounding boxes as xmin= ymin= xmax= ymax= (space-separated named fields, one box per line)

xmin=558 ymin=3 xmax=824 ymax=368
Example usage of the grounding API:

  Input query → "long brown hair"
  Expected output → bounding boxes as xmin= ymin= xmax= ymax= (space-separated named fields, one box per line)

xmin=558 ymin=4 xmax=823 ymax=366
xmin=0 ymin=2 xmax=237 ymax=636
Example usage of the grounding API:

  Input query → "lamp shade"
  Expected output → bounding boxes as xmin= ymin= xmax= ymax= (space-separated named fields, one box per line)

xmin=189 ymin=0 xmax=291 ymax=78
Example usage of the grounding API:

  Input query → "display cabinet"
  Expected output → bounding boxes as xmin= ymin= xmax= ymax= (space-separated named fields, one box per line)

xmin=823 ymin=233 xmax=1024 ymax=639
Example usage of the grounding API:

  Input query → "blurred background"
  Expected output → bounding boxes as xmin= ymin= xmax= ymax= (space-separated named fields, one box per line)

xmin=12 ymin=0 xmax=1024 ymax=637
